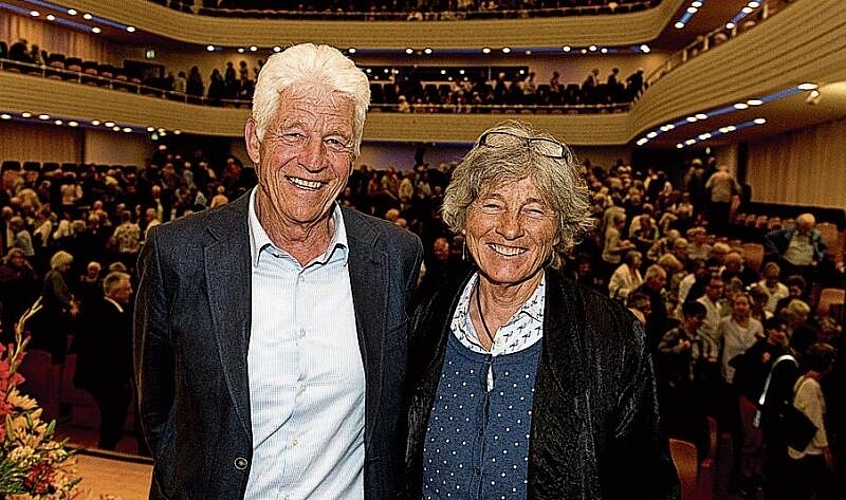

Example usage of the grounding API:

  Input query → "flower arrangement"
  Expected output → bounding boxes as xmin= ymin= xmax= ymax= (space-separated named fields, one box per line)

xmin=0 ymin=299 xmax=82 ymax=499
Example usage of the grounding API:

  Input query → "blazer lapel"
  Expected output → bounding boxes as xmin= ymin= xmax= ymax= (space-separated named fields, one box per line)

xmin=204 ymin=196 xmax=253 ymax=438
xmin=345 ymin=209 xmax=388 ymax=450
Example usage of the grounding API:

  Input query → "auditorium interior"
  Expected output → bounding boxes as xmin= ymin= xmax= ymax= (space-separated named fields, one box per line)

xmin=0 ymin=0 xmax=845 ymax=498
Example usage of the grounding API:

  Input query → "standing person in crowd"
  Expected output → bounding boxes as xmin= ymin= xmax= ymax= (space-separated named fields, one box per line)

xmin=0 ymin=248 xmax=38 ymax=340
xmin=405 ymin=120 xmax=680 ymax=499
xmin=608 ymin=249 xmax=643 ymax=301
xmin=757 ymin=261 xmax=790 ymax=315
xmin=35 ymin=250 xmax=78 ymax=366
xmin=704 ymin=164 xmax=741 ymax=236
xmin=764 ymin=213 xmax=827 ymax=284
xmin=786 ymin=342 xmax=837 ymax=500
xmin=134 ymin=43 xmax=423 ymax=500
xmin=74 ymin=271 xmax=134 ymax=450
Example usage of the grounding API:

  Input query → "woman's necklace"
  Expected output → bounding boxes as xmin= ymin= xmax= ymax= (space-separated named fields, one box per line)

xmin=475 ymin=283 xmax=495 ymax=346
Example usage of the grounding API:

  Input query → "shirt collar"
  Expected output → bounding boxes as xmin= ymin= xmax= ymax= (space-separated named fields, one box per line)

xmin=248 ymin=187 xmax=348 ymax=267
xmin=104 ymin=296 xmax=124 ymax=313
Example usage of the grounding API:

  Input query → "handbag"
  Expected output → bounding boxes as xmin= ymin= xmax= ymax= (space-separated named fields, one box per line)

xmin=781 ymin=377 xmax=818 ymax=451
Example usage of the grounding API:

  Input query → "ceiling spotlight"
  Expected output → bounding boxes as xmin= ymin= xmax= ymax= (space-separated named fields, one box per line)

xmin=91 ymin=27 xmax=101 ymax=34
xmin=459 ymin=69 xmax=465 ymax=75
xmin=588 ymin=45 xmax=597 ymax=52
xmin=21 ymin=112 xmax=32 ymax=118
xmin=46 ymin=14 xmax=55 ymax=21
xmin=112 ymin=126 xmax=121 ymax=131
xmin=686 ymin=6 xmax=698 ymax=14
xmin=38 ymin=114 xmax=50 ymax=120
xmin=83 ymin=13 xmax=93 ymax=20
xmin=692 ymin=1 xmax=703 ymax=6
xmin=747 ymin=99 xmax=763 ymax=106
xmin=104 ymin=121 xmax=115 ymax=128
xmin=347 ymin=48 xmax=356 ymax=54
xmin=67 ymin=8 xmax=77 ymax=15
xmin=30 ymin=10 xmax=40 ymax=17
xmin=646 ymin=131 xmax=658 ymax=139
xmin=676 ymin=144 xmax=685 ymax=149
xmin=91 ymin=120 xmax=101 ymax=126
xmin=727 ymin=125 xmax=737 ymax=132
xmin=719 ymin=127 xmax=731 ymax=133
xmin=206 ymin=45 xmax=215 ymax=52
xmin=741 ymin=6 xmax=754 ymax=14
xmin=147 ymin=126 xmax=155 ymax=132
xmin=797 ymin=82 xmax=818 ymax=90
xmin=249 ymin=46 xmax=258 ymax=52
xmin=698 ymin=133 xmax=712 ymax=140
xmin=685 ymin=139 xmax=697 ymax=145
xmin=68 ymin=121 xmax=79 ymax=127
xmin=754 ymin=118 xmax=767 ymax=124
xmin=0 ymin=114 xmax=11 ymax=120
xmin=237 ymin=48 xmax=245 ymax=53
xmin=600 ymin=48 xmax=608 ymax=54
xmin=501 ymin=47 xmax=511 ymax=54
xmin=123 ymin=127 xmax=132 ymax=133
xmin=174 ymin=130 xmax=182 ymax=135
xmin=636 ymin=138 xmax=648 ymax=146
xmin=423 ymin=48 xmax=433 ymax=54
xmin=734 ymin=102 xmax=749 ymax=109
xmin=726 ymin=22 xmax=736 ymax=29
xmin=482 ymin=47 xmax=491 ymax=54
xmin=525 ymin=50 xmax=532 ymax=55
xmin=640 ymin=44 xmax=651 ymax=53
xmin=674 ymin=22 xmax=685 ymax=29
xmin=695 ymin=113 xmax=708 ymax=120
xmin=686 ymin=116 xmax=698 ymax=122
xmin=580 ymin=49 xmax=588 ymax=54
xmin=273 ymin=46 xmax=282 ymax=53
xmin=127 ymin=26 xmax=136 ymax=33
xmin=806 ymin=90 xmax=822 ymax=105
xmin=748 ymin=1 xmax=761 ymax=7
xmin=562 ymin=45 xmax=571 ymax=52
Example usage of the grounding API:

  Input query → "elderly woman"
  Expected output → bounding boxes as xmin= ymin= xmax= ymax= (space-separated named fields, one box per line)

xmin=405 ymin=121 xmax=679 ymax=499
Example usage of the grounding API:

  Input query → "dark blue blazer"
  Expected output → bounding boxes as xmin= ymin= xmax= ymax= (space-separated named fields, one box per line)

xmin=134 ymin=193 xmax=422 ymax=499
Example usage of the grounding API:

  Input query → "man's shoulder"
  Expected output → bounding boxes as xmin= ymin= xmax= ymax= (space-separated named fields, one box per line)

xmin=149 ymin=194 xmax=248 ymax=243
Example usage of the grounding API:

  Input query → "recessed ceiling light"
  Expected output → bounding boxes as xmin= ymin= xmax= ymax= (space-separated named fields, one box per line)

xmin=53 ymin=119 xmax=63 ymax=125
xmin=459 ymin=69 xmax=465 ymax=75
xmin=273 ymin=46 xmax=282 ymax=53
xmin=46 ymin=14 xmax=55 ymax=21
xmin=482 ymin=48 xmax=491 ymax=54
xmin=21 ymin=112 xmax=32 ymax=118
xmin=83 ymin=13 xmax=93 ymax=20
xmin=588 ymin=45 xmax=597 ymax=52
xmin=249 ymin=46 xmax=258 ymax=52
xmin=347 ymin=48 xmax=356 ymax=54
xmin=525 ymin=50 xmax=532 ymax=55
xmin=112 ymin=126 xmax=121 ymax=131
xmin=734 ymin=102 xmax=749 ymax=109
xmin=698 ymin=133 xmax=712 ymax=140
xmin=676 ymin=144 xmax=684 ymax=149
xmin=754 ymin=118 xmax=767 ymax=125
xmin=104 ymin=121 xmax=115 ymax=127
xmin=127 ymin=26 xmax=136 ymax=33
xmin=719 ymin=127 xmax=731 ymax=133
xmin=67 ymin=8 xmax=77 ymax=15
xmin=636 ymin=138 xmax=648 ymax=146
xmin=174 ymin=130 xmax=182 ymax=135
xmin=123 ymin=127 xmax=132 ymax=133
xmin=365 ymin=68 xmax=372 ymax=74
xmin=206 ymin=45 xmax=215 ymax=52
xmin=38 ymin=114 xmax=50 ymax=120
xmin=685 ymin=139 xmax=697 ymax=145
xmin=686 ymin=116 xmax=698 ymax=122
xmin=726 ymin=22 xmax=736 ymax=29
xmin=640 ymin=44 xmax=651 ymax=53
xmin=30 ymin=10 xmax=40 ymax=17
xmin=580 ymin=49 xmax=587 ymax=54
xmin=692 ymin=1 xmax=703 ymax=6
xmin=68 ymin=121 xmax=79 ymax=127
xmin=440 ymin=69 xmax=446 ymax=75
xmin=742 ymin=6 xmax=754 ymax=14
xmin=695 ymin=113 xmax=708 ymax=120
xmin=600 ymin=48 xmax=608 ymax=54
xmin=674 ymin=22 xmax=685 ymax=29
xmin=797 ymin=83 xmax=818 ymax=90
xmin=501 ymin=47 xmax=511 ymax=54
xmin=748 ymin=1 xmax=761 ymax=7
xmin=562 ymin=45 xmax=571 ymax=52
xmin=646 ymin=131 xmax=658 ymax=139
xmin=91 ymin=120 xmax=101 ymax=126
xmin=147 ymin=127 xmax=155 ymax=132
xmin=747 ymin=99 xmax=763 ymax=106
xmin=1 ymin=114 xmax=11 ymax=120
xmin=686 ymin=6 xmax=698 ymax=14
xmin=237 ymin=48 xmax=245 ymax=53
xmin=91 ymin=27 xmax=101 ymax=34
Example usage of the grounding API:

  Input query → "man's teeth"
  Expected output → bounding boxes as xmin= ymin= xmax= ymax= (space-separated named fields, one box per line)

xmin=288 ymin=177 xmax=323 ymax=190
xmin=490 ymin=244 xmax=525 ymax=256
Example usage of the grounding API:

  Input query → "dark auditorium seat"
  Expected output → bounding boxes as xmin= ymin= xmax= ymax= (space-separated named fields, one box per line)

xmin=81 ymin=60 xmax=100 ymax=85
xmin=42 ymin=162 xmax=61 ymax=173
xmin=61 ymin=162 xmax=79 ymax=172
xmin=22 ymin=161 xmax=41 ymax=172
xmin=63 ymin=57 xmax=83 ymax=81
xmin=1 ymin=160 xmax=22 ymax=173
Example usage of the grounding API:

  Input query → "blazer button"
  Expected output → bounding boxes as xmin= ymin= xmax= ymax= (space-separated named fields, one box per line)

xmin=234 ymin=457 xmax=249 ymax=470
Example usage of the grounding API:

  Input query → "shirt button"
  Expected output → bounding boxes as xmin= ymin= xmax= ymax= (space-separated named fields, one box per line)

xmin=298 ymin=275 xmax=305 ymax=283
xmin=474 ymin=467 xmax=481 ymax=476
xmin=233 ymin=457 xmax=248 ymax=470
xmin=293 ymin=439 xmax=299 ymax=446
xmin=299 ymin=328 xmax=306 ymax=338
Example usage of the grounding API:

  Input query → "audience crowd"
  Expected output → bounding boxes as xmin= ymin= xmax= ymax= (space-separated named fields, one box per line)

xmin=2 ymin=38 xmax=644 ymax=112
xmin=0 ymin=143 xmax=843 ymax=497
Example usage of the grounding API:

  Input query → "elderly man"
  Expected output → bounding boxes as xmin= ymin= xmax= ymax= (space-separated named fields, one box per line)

xmin=764 ymin=213 xmax=827 ymax=283
xmin=134 ymin=44 xmax=423 ymax=500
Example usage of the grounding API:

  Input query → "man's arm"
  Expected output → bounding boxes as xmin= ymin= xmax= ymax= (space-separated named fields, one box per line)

xmin=133 ymin=227 xmax=175 ymax=455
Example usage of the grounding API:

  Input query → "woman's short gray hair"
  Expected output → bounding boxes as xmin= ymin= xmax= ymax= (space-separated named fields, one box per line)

xmin=251 ymin=43 xmax=371 ymax=157
xmin=442 ymin=120 xmax=593 ymax=259
xmin=50 ymin=250 xmax=73 ymax=270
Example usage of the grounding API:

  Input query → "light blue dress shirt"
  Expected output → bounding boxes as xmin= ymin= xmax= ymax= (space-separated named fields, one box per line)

xmin=244 ymin=189 xmax=365 ymax=500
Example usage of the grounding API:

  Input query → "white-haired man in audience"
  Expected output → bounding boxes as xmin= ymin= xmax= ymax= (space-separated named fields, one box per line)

xmin=134 ymin=43 xmax=423 ymax=500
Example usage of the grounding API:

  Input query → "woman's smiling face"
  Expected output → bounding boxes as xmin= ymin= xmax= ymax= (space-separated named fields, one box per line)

xmin=464 ymin=177 xmax=559 ymax=287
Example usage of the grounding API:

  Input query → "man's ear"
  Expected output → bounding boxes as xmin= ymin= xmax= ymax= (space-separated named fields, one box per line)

xmin=244 ymin=118 xmax=261 ymax=165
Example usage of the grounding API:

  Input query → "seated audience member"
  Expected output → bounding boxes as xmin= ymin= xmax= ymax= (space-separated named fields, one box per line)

xmin=721 ymin=250 xmax=758 ymax=287
xmin=757 ymin=262 xmax=790 ymax=315
xmin=764 ymin=213 xmax=827 ymax=283
xmin=774 ymin=275 xmax=810 ymax=317
xmin=601 ymin=210 xmax=635 ymax=279
xmin=686 ymin=226 xmax=712 ymax=262
xmin=710 ymin=242 xmax=732 ymax=267
xmin=646 ymin=228 xmax=680 ymax=262
xmin=608 ymin=249 xmax=643 ymax=301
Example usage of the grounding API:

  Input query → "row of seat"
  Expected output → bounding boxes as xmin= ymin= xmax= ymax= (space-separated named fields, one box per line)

xmin=1 ymin=160 xmax=138 ymax=175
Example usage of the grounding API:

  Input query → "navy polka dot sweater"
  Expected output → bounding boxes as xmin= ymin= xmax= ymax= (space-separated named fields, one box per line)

xmin=422 ymin=333 xmax=541 ymax=500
